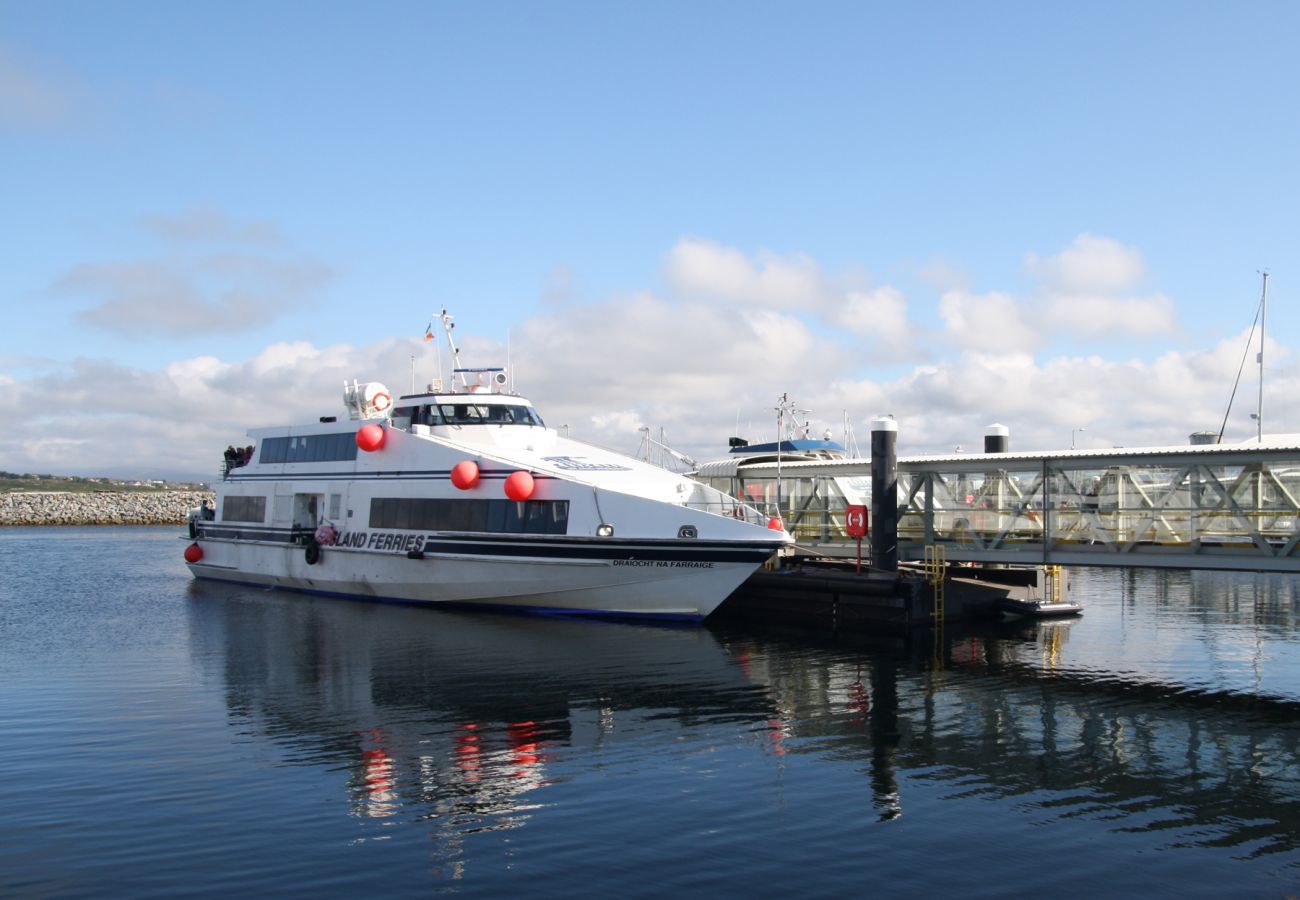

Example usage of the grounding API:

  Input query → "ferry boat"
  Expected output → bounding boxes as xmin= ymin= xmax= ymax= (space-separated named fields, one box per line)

xmin=692 ymin=398 xmax=870 ymax=523
xmin=184 ymin=313 xmax=791 ymax=620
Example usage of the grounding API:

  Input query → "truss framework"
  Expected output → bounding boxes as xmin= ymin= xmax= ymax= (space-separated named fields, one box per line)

xmin=897 ymin=457 xmax=1300 ymax=570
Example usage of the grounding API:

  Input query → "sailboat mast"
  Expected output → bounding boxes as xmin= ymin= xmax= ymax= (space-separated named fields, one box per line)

xmin=1257 ymin=271 xmax=1269 ymax=441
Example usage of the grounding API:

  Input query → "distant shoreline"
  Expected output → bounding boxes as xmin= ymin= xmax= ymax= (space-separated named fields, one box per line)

xmin=0 ymin=490 xmax=215 ymax=526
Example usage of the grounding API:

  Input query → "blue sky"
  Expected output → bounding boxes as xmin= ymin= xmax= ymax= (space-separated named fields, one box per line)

xmin=3 ymin=1 xmax=1299 ymax=479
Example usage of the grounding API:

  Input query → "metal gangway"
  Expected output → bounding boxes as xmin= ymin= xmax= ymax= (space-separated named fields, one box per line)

xmin=708 ymin=440 xmax=1300 ymax=572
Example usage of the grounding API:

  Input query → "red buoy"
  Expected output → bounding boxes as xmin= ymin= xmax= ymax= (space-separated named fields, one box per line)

xmin=504 ymin=470 xmax=535 ymax=501
xmin=184 ymin=543 xmax=203 ymax=563
xmin=767 ymin=517 xmax=784 ymax=531
xmin=451 ymin=460 xmax=480 ymax=490
xmin=356 ymin=423 xmax=386 ymax=452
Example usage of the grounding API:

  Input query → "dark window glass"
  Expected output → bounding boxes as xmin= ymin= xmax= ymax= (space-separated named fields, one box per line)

xmin=255 ymin=433 xmax=358 ymax=464
xmin=223 ymin=495 xmax=266 ymax=523
xmin=369 ymin=498 xmax=388 ymax=529
xmin=431 ymin=404 xmax=543 ymax=426
xmin=486 ymin=500 xmax=508 ymax=533
xmin=259 ymin=438 xmax=284 ymax=464
xmin=368 ymin=499 xmax=569 ymax=534
xmin=393 ymin=499 xmax=412 ymax=530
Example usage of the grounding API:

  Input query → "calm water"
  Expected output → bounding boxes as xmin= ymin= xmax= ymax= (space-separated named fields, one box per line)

xmin=3 ymin=528 xmax=1300 ymax=897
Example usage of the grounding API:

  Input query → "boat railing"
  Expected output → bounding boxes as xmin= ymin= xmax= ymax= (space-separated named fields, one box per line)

xmin=682 ymin=483 xmax=770 ymax=526
xmin=685 ymin=498 xmax=771 ymax=526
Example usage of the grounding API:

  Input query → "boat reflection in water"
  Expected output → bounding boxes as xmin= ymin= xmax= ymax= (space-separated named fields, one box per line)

xmin=187 ymin=577 xmax=1300 ymax=885
xmin=184 ymin=580 xmax=775 ymax=874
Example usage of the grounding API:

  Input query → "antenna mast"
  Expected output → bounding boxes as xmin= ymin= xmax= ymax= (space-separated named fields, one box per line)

xmin=772 ymin=393 xmax=809 ymax=523
xmin=1257 ymin=271 xmax=1269 ymax=441
xmin=437 ymin=309 xmax=467 ymax=388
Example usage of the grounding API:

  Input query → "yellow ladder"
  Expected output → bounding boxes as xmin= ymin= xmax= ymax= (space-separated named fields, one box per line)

xmin=924 ymin=544 xmax=946 ymax=625
xmin=1044 ymin=564 xmax=1063 ymax=604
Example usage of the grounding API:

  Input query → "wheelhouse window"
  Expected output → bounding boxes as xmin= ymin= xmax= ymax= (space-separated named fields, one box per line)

xmin=392 ymin=402 xmax=544 ymax=429
xmin=369 ymin=498 xmax=569 ymax=534
xmin=438 ymin=404 xmax=544 ymax=426
xmin=222 ymin=495 xmax=267 ymax=523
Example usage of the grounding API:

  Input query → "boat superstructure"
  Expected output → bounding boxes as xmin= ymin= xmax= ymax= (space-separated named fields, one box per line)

xmin=694 ymin=395 xmax=871 ymax=525
xmin=185 ymin=313 xmax=790 ymax=620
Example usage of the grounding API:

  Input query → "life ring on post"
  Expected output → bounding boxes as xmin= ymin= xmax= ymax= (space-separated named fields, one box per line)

xmin=305 ymin=540 xmax=321 ymax=566
xmin=372 ymin=392 xmax=391 ymax=413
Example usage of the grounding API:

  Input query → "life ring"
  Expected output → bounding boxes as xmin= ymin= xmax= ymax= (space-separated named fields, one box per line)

xmin=372 ymin=392 xmax=391 ymax=413
xmin=305 ymin=540 xmax=321 ymax=565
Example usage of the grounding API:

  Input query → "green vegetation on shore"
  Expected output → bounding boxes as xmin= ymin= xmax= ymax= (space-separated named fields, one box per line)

xmin=0 ymin=472 xmax=208 ymax=493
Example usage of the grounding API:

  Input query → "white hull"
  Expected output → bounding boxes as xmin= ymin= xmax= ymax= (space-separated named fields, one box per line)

xmin=188 ymin=536 xmax=773 ymax=620
xmin=186 ymin=357 xmax=790 ymax=621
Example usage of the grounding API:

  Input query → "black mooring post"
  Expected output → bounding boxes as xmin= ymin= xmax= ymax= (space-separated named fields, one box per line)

xmin=871 ymin=416 xmax=898 ymax=572
xmin=984 ymin=423 xmax=1009 ymax=454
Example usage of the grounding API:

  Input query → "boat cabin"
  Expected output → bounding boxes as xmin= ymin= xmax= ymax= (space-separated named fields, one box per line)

xmin=390 ymin=395 xmax=545 ymax=430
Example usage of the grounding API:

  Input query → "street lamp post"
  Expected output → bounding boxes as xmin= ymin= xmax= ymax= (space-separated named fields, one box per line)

xmin=1072 ymin=427 xmax=1085 ymax=450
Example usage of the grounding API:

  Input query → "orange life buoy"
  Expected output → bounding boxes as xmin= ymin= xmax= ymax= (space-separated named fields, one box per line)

xmin=372 ymin=392 xmax=391 ymax=413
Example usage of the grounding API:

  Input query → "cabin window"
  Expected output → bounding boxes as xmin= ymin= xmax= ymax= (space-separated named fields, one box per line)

xmin=259 ymin=433 xmax=359 ymax=464
xmin=420 ymin=405 xmax=446 ymax=426
xmin=223 ymin=495 xmax=267 ymax=523
xmin=369 ymin=498 xmax=569 ymax=534
xmin=437 ymin=404 xmax=544 ymax=426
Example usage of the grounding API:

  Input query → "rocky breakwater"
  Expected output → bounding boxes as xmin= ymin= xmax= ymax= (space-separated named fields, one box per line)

xmin=0 ymin=491 xmax=216 ymax=526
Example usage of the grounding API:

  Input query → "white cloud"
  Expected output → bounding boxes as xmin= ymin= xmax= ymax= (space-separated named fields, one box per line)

xmin=0 ymin=321 xmax=1285 ymax=481
xmin=883 ymin=326 xmax=1288 ymax=453
xmin=52 ymin=211 xmax=335 ymax=337
xmin=835 ymin=286 xmax=910 ymax=346
xmin=56 ymin=256 xmax=333 ymax=336
xmin=506 ymin=292 xmax=846 ymax=454
xmin=665 ymin=237 xmax=829 ymax=310
xmin=665 ymin=238 xmax=926 ymax=360
xmin=1026 ymin=233 xmax=1146 ymax=294
xmin=1021 ymin=233 xmax=1178 ymax=344
xmin=0 ymin=337 xmax=427 ymax=480
xmin=915 ymin=234 xmax=1182 ymax=354
xmin=938 ymin=289 xmax=1040 ymax=353
xmin=6 ymin=236 xmax=1292 ymax=480
xmin=1041 ymin=292 xmax=1177 ymax=339
xmin=589 ymin=410 xmax=646 ymax=434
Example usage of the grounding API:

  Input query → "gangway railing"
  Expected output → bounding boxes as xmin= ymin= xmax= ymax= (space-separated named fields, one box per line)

xmin=694 ymin=442 xmax=1300 ymax=572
